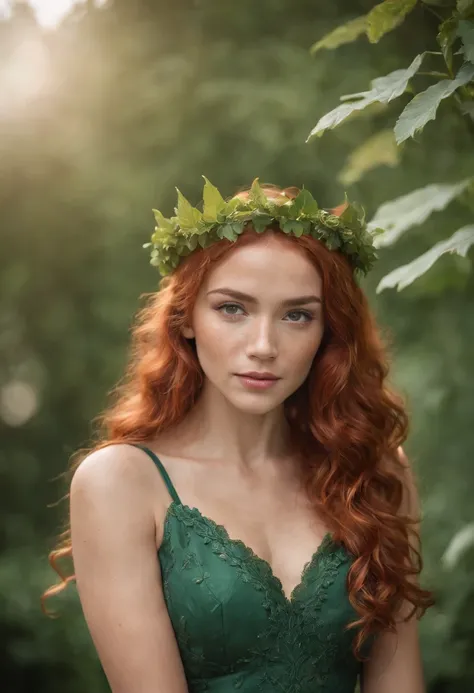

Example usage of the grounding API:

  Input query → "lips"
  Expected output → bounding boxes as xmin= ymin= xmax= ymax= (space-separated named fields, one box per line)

xmin=238 ymin=372 xmax=279 ymax=380
xmin=236 ymin=374 xmax=280 ymax=390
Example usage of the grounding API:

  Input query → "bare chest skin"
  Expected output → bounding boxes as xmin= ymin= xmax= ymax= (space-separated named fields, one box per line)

xmin=146 ymin=443 xmax=330 ymax=601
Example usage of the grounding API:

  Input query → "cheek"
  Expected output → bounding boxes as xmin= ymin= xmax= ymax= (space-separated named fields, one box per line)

xmin=193 ymin=315 xmax=238 ymax=369
xmin=287 ymin=327 xmax=324 ymax=372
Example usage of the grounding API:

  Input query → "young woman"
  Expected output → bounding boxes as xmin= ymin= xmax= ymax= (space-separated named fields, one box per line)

xmin=42 ymin=179 xmax=434 ymax=693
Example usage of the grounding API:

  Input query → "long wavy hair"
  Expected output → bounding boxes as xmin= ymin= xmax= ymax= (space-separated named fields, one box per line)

xmin=41 ymin=183 xmax=434 ymax=660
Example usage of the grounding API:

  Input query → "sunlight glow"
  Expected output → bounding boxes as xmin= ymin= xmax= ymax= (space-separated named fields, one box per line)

xmin=0 ymin=36 xmax=51 ymax=116
xmin=0 ymin=380 xmax=39 ymax=427
xmin=0 ymin=0 xmax=108 ymax=29
xmin=29 ymin=0 xmax=80 ymax=28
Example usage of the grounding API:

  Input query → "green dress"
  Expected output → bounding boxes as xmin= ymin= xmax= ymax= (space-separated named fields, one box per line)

xmin=133 ymin=444 xmax=372 ymax=692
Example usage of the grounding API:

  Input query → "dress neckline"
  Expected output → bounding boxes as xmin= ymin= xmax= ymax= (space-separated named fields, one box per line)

xmin=160 ymin=500 xmax=341 ymax=605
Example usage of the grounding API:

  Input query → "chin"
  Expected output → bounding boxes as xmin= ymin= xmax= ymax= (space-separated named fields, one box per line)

xmin=227 ymin=392 xmax=287 ymax=414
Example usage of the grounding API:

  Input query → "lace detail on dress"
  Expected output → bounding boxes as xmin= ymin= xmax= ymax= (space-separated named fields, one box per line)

xmin=168 ymin=501 xmax=336 ymax=605
xmin=159 ymin=502 xmax=359 ymax=692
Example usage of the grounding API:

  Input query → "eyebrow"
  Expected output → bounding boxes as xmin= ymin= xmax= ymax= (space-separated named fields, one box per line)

xmin=207 ymin=288 xmax=322 ymax=306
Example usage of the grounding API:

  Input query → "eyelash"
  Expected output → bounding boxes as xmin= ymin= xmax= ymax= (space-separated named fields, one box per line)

xmin=215 ymin=302 xmax=315 ymax=324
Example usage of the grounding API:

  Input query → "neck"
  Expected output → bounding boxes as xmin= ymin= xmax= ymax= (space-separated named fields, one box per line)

xmin=161 ymin=380 xmax=297 ymax=475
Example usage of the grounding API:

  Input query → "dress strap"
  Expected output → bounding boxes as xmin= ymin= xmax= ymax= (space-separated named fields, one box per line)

xmin=131 ymin=443 xmax=182 ymax=505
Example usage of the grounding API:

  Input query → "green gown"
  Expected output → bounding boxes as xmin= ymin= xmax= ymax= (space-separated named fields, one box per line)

xmin=132 ymin=444 xmax=373 ymax=692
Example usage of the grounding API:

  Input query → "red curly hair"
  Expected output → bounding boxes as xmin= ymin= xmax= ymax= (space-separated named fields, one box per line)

xmin=41 ymin=183 xmax=434 ymax=660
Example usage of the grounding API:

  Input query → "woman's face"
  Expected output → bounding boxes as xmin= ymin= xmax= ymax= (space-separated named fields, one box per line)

xmin=182 ymin=236 xmax=324 ymax=414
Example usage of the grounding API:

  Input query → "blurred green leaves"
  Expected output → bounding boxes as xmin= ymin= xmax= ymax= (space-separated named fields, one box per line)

xmin=394 ymin=61 xmax=474 ymax=142
xmin=307 ymin=53 xmax=425 ymax=138
xmin=310 ymin=4 xmax=474 ymax=293
xmin=366 ymin=0 xmax=418 ymax=43
xmin=310 ymin=16 xmax=367 ymax=54
xmin=369 ymin=178 xmax=473 ymax=247
xmin=376 ymin=224 xmax=474 ymax=291
xmin=310 ymin=0 xmax=418 ymax=54
xmin=338 ymin=129 xmax=400 ymax=185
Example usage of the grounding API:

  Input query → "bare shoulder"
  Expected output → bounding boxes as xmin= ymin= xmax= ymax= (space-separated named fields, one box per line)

xmin=70 ymin=443 xmax=188 ymax=693
xmin=395 ymin=446 xmax=421 ymax=522
xmin=378 ymin=446 xmax=420 ymax=522
xmin=71 ymin=442 xmax=155 ymax=491
xmin=72 ymin=443 xmax=172 ymax=529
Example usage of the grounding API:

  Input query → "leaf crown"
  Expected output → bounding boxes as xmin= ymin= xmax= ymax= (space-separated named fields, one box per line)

xmin=143 ymin=177 xmax=381 ymax=279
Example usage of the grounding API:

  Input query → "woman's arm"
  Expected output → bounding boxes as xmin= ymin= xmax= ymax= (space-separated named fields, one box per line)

xmin=361 ymin=447 xmax=426 ymax=693
xmin=70 ymin=445 xmax=189 ymax=693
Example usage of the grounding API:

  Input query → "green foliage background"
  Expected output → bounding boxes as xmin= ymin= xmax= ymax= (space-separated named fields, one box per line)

xmin=0 ymin=1 xmax=473 ymax=691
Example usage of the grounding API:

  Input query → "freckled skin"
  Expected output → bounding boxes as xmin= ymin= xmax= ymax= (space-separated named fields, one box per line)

xmin=181 ymin=236 xmax=325 ymax=417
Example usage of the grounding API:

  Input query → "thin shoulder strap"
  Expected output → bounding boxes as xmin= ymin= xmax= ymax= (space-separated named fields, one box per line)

xmin=131 ymin=443 xmax=182 ymax=505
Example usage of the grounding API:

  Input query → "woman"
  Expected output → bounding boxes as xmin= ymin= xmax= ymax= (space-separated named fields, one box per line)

xmin=42 ymin=179 xmax=434 ymax=693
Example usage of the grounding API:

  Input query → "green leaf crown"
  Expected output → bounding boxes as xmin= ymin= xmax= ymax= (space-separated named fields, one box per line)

xmin=143 ymin=177 xmax=381 ymax=278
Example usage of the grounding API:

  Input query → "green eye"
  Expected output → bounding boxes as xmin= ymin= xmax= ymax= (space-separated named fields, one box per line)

xmin=216 ymin=303 xmax=245 ymax=317
xmin=286 ymin=311 xmax=313 ymax=323
xmin=215 ymin=304 xmax=314 ymax=324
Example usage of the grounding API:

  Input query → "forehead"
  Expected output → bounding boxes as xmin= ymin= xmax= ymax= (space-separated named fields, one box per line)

xmin=203 ymin=237 xmax=322 ymax=296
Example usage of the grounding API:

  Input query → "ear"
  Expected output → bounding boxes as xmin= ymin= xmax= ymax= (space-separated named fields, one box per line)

xmin=181 ymin=325 xmax=195 ymax=339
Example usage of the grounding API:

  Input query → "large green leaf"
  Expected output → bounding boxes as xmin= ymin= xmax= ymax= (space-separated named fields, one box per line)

xmin=376 ymin=225 xmax=474 ymax=292
xmin=394 ymin=62 xmax=474 ymax=143
xmin=307 ymin=53 xmax=424 ymax=139
xmin=338 ymin=129 xmax=399 ymax=185
xmin=457 ymin=20 xmax=474 ymax=62
xmin=310 ymin=16 xmax=367 ymax=54
xmin=370 ymin=178 xmax=472 ymax=247
xmin=202 ymin=176 xmax=226 ymax=221
xmin=292 ymin=188 xmax=319 ymax=216
xmin=366 ymin=0 xmax=418 ymax=44
xmin=175 ymin=188 xmax=202 ymax=230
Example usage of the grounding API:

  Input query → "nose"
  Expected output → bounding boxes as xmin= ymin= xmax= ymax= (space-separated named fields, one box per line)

xmin=246 ymin=316 xmax=278 ymax=360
